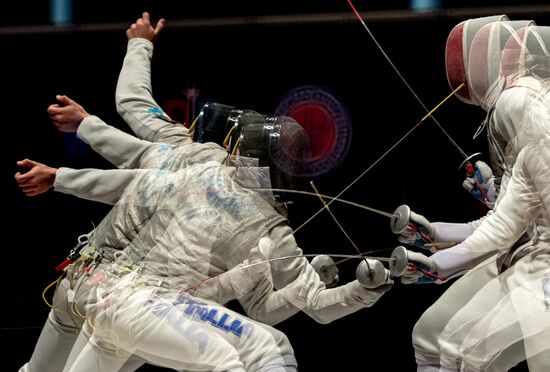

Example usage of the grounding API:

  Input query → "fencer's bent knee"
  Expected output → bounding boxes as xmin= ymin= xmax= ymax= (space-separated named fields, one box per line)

xmin=411 ymin=303 xmax=447 ymax=366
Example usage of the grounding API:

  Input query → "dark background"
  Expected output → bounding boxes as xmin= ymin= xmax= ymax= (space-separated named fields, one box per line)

xmin=4 ymin=1 xmax=550 ymax=371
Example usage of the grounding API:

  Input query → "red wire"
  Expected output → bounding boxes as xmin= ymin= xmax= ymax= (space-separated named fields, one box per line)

xmin=407 ymin=263 xmax=445 ymax=282
xmin=346 ymin=0 xmax=362 ymax=20
xmin=473 ymin=174 xmax=489 ymax=203
xmin=420 ymin=231 xmax=434 ymax=244
xmin=409 ymin=224 xmax=434 ymax=244
xmin=467 ymin=162 xmax=489 ymax=203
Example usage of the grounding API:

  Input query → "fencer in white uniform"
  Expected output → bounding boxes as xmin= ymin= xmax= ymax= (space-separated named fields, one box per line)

xmin=17 ymin=14 xmax=235 ymax=371
xmin=18 ymin=118 xmax=393 ymax=372
xmin=405 ymin=113 xmax=550 ymax=371
xmin=16 ymin=12 xmax=393 ymax=372
xmin=400 ymin=18 xmax=550 ymax=371
xmin=398 ymin=15 xmax=516 ymax=252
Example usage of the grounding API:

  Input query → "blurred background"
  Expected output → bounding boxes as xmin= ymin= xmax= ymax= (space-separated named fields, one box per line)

xmin=4 ymin=1 xmax=550 ymax=371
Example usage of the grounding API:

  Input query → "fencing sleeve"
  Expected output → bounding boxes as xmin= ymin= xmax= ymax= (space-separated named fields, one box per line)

xmin=238 ymin=224 xmax=389 ymax=326
xmin=54 ymin=167 xmax=148 ymax=204
xmin=77 ymin=115 xmax=154 ymax=169
xmin=432 ymin=151 xmax=538 ymax=279
xmin=432 ymin=222 xmax=475 ymax=243
xmin=116 ymin=38 xmax=189 ymax=145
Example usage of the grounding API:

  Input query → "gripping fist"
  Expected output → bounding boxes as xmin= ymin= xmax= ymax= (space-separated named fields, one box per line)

xmin=311 ymin=255 xmax=339 ymax=288
xmin=463 ymin=160 xmax=496 ymax=208
xmin=356 ymin=259 xmax=393 ymax=289
xmin=345 ymin=259 xmax=394 ymax=308
xmin=401 ymin=250 xmax=441 ymax=284
xmin=398 ymin=211 xmax=435 ymax=250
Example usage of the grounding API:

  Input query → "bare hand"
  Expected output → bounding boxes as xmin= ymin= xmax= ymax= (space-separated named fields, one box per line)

xmin=14 ymin=159 xmax=58 ymax=196
xmin=126 ymin=12 xmax=165 ymax=42
xmin=47 ymin=95 xmax=89 ymax=133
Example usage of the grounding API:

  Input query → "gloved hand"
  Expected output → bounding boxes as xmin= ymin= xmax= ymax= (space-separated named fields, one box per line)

xmin=401 ymin=250 xmax=441 ymax=284
xmin=398 ymin=211 xmax=435 ymax=250
xmin=463 ymin=160 xmax=496 ymax=209
xmin=356 ymin=259 xmax=390 ymax=289
xmin=311 ymin=255 xmax=339 ymax=287
xmin=343 ymin=259 xmax=393 ymax=307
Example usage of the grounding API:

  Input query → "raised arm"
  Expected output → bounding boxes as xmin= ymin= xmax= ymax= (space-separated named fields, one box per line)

xmin=116 ymin=12 xmax=190 ymax=145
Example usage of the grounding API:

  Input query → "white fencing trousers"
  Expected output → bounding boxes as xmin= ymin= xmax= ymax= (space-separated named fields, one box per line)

xmin=63 ymin=287 xmax=297 ymax=372
xmin=19 ymin=265 xmax=146 ymax=372
xmin=19 ymin=311 xmax=80 ymax=372
xmin=438 ymin=251 xmax=550 ymax=372
xmin=412 ymin=256 xmax=498 ymax=371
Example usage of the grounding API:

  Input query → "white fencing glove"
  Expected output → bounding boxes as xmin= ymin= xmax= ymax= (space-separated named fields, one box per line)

xmin=463 ymin=160 xmax=496 ymax=209
xmin=354 ymin=281 xmax=394 ymax=307
xmin=311 ymin=255 xmax=339 ymax=287
xmin=345 ymin=259 xmax=393 ymax=307
xmin=398 ymin=211 xmax=435 ymax=250
xmin=401 ymin=250 xmax=442 ymax=284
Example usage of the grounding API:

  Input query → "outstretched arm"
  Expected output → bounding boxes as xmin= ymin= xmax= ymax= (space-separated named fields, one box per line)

xmin=14 ymin=158 xmax=146 ymax=204
xmin=401 ymin=149 xmax=539 ymax=283
xmin=47 ymin=95 xmax=155 ymax=169
xmin=116 ymin=12 xmax=190 ymax=145
xmin=227 ymin=226 xmax=392 ymax=326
